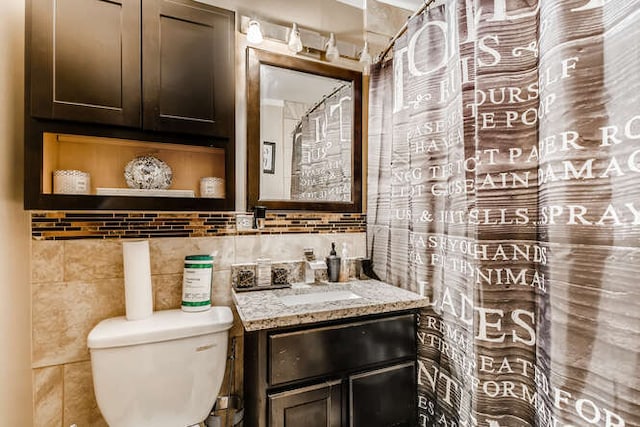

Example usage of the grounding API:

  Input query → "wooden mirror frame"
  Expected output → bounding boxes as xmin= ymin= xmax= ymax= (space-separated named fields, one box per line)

xmin=246 ymin=47 xmax=362 ymax=212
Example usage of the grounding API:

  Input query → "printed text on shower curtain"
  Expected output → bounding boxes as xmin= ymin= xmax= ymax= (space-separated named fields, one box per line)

xmin=367 ymin=1 xmax=640 ymax=426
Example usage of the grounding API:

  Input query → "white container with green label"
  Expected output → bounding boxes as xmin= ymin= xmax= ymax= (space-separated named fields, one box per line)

xmin=181 ymin=255 xmax=213 ymax=312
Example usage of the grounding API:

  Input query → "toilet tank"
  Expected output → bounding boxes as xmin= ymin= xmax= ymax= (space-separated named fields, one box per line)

xmin=88 ymin=307 xmax=233 ymax=427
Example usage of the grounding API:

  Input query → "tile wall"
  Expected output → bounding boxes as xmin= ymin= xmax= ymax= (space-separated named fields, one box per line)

xmin=30 ymin=212 xmax=366 ymax=426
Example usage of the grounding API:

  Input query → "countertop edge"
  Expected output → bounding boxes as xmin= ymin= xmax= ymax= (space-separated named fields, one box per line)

xmin=233 ymin=282 xmax=430 ymax=332
xmin=241 ymin=301 xmax=428 ymax=331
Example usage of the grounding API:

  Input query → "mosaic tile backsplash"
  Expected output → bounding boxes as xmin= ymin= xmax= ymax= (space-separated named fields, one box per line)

xmin=31 ymin=211 xmax=366 ymax=240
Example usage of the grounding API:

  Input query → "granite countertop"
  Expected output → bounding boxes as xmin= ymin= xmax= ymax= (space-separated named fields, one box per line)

xmin=232 ymin=279 xmax=429 ymax=331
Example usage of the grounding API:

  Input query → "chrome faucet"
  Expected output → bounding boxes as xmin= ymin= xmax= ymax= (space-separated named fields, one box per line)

xmin=303 ymin=248 xmax=327 ymax=284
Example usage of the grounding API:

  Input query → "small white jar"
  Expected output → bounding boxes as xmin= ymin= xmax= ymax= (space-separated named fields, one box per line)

xmin=53 ymin=169 xmax=91 ymax=194
xmin=256 ymin=258 xmax=272 ymax=287
xmin=200 ymin=177 xmax=225 ymax=198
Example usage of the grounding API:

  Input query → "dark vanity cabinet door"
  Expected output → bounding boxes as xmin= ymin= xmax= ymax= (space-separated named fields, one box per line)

xmin=269 ymin=381 xmax=342 ymax=427
xmin=244 ymin=311 xmax=418 ymax=427
xmin=142 ymin=0 xmax=234 ymax=138
xmin=349 ymin=362 xmax=416 ymax=427
xmin=29 ymin=0 xmax=142 ymax=127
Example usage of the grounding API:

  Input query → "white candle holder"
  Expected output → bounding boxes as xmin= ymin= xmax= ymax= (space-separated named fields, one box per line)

xmin=200 ymin=177 xmax=225 ymax=198
xmin=53 ymin=170 xmax=91 ymax=194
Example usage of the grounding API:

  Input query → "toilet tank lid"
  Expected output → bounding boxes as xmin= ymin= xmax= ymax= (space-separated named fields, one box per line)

xmin=87 ymin=307 xmax=233 ymax=349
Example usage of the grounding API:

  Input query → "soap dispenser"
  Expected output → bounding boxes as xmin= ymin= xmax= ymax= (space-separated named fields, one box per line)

xmin=339 ymin=242 xmax=349 ymax=282
xmin=326 ymin=242 xmax=341 ymax=282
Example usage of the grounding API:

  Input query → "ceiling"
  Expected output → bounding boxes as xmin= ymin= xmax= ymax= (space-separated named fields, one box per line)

xmin=336 ymin=0 xmax=422 ymax=11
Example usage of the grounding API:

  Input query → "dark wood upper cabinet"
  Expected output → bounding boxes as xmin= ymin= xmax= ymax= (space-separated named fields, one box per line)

xmin=142 ymin=0 xmax=234 ymax=138
xmin=29 ymin=0 xmax=142 ymax=127
xmin=28 ymin=0 xmax=234 ymax=138
xmin=25 ymin=0 xmax=236 ymax=211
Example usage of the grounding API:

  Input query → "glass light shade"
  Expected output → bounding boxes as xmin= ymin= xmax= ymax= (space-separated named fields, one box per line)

xmin=325 ymin=33 xmax=339 ymax=62
xmin=359 ymin=42 xmax=372 ymax=75
xmin=288 ymin=23 xmax=303 ymax=53
xmin=247 ymin=20 xmax=263 ymax=44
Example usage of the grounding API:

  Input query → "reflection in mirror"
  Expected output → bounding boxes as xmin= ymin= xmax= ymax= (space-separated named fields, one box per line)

xmin=247 ymin=48 xmax=362 ymax=212
xmin=260 ymin=65 xmax=352 ymax=202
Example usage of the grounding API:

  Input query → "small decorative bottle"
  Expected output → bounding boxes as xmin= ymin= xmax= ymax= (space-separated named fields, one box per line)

xmin=256 ymin=257 xmax=272 ymax=286
xmin=339 ymin=242 xmax=349 ymax=282
xmin=326 ymin=242 xmax=341 ymax=282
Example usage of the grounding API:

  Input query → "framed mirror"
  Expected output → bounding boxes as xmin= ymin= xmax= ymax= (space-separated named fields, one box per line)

xmin=247 ymin=48 xmax=362 ymax=212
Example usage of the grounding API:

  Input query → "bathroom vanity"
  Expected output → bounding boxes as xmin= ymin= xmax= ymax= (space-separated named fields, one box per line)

xmin=233 ymin=280 xmax=428 ymax=427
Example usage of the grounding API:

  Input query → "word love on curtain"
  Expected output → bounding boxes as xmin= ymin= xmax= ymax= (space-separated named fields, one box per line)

xmin=367 ymin=0 xmax=640 ymax=426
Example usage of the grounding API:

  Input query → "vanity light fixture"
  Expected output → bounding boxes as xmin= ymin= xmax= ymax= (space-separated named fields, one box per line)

xmin=288 ymin=23 xmax=303 ymax=54
xmin=325 ymin=33 xmax=340 ymax=62
xmin=359 ymin=41 xmax=372 ymax=75
xmin=240 ymin=16 xmax=363 ymax=63
xmin=246 ymin=20 xmax=264 ymax=45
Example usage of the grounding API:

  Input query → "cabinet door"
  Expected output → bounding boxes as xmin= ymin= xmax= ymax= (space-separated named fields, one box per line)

xmin=269 ymin=381 xmax=342 ymax=427
xmin=349 ymin=362 xmax=416 ymax=427
xmin=29 ymin=0 xmax=141 ymax=127
xmin=142 ymin=0 xmax=234 ymax=138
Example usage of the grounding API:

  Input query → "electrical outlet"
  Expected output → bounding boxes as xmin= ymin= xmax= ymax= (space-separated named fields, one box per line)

xmin=236 ymin=214 xmax=254 ymax=232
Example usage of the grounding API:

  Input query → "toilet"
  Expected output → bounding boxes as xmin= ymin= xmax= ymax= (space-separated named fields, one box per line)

xmin=87 ymin=307 xmax=233 ymax=427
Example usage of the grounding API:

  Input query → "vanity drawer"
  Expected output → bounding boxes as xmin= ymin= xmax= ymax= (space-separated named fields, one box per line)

xmin=268 ymin=313 xmax=416 ymax=386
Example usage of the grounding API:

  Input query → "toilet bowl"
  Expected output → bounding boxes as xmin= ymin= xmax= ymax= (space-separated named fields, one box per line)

xmin=87 ymin=307 xmax=233 ymax=427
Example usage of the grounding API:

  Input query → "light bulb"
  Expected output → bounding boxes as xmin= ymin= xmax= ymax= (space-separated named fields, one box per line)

xmin=359 ymin=41 xmax=372 ymax=75
xmin=325 ymin=33 xmax=339 ymax=62
xmin=247 ymin=20 xmax=263 ymax=45
xmin=288 ymin=23 xmax=303 ymax=54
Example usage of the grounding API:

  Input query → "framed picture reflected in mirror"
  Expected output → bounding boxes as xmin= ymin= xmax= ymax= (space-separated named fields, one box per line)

xmin=262 ymin=141 xmax=275 ymax=174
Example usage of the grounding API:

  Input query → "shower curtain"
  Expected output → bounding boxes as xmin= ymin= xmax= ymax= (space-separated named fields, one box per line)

xmin=367 ymin=0 xmax=640 ymax=426
xmin=290 ymin=84 xmax=353 ymax=201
